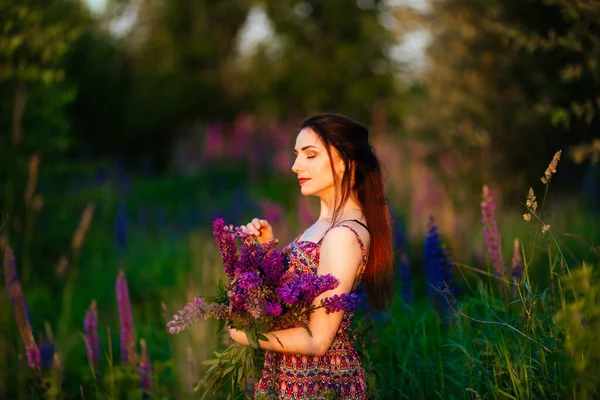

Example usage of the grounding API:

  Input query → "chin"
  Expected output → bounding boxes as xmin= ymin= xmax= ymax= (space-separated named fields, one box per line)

xmin=300 ymin=186 xmax=317 ymax=196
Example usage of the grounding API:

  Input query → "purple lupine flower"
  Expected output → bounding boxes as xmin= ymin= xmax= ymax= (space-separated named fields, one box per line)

xmin=204 ymin=122 xmax=224 ymax=160
xmin=166 ymin=297 xmax=208 ymax=334
xmin=424 ymin=216 xmax=456 ymax=318
xmin=213 ymin=218 xmax=239 ymax=278
xmin=265 ymin=301 xmax=283 ymax=317
xmin=237 ymin=272 xmax=262 ymax=291
xmin=232 ymin=116 xmax=252 ymax=158
xmin=139 ymin=339 xmax=153 ymax=391
xmin=398 ymin=253 xmax=413 ymax=305
xmin=481 ymin=185 xmax=504 ymax=277
xmin=84 ymin=299 xmax=100 ymax=369
xmin=3 ymin=246 xmax=40 ymax=368
xmin=320 ymin=293 xmax=359 ymax=314
xmin=262 ymin=248 xmax=286 ymax=287
xmin=511 ymin=239 xmax=524 ymax=297
xmin=38 ymin=334 xmax=55 ymax=370
xmin=116 ymin=270 xmax=136 ymax=366
xmin=235 ymin=240 xmax=262 ymax=276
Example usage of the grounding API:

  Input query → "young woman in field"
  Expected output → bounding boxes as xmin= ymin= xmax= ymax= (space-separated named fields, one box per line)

xmin=231 ymin=113 xmax=394 ymax=399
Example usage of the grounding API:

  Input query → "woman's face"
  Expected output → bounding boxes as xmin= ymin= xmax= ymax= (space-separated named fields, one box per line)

xmin=292 ymin=128 xmax=345 ymax=198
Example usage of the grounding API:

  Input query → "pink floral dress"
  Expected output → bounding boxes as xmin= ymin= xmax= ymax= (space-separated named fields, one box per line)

xmin=254 ymin=222 xmax=369 ymax=399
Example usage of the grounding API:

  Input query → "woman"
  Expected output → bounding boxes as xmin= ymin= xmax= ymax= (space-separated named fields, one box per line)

xmin=230 ymin=114 xmax=394 ymax=399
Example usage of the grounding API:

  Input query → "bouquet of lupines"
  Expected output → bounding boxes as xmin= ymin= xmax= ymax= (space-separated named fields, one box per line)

xmin=166 ymin=218 xmax=358 ymax=398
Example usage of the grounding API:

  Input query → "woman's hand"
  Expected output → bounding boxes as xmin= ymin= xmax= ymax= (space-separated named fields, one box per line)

xmin=229 ymin=327 xmax=249 ymax=346
xmin=242 ymin=218 xmax=275 ymax=245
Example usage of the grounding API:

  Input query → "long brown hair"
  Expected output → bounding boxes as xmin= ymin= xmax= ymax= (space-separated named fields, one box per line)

xmin=301 ymin=114 xmax=394 ymax=311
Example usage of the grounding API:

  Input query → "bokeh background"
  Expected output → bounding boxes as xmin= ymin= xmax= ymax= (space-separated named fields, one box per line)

xmin=1 ymin=0 xmax=600 ymax=398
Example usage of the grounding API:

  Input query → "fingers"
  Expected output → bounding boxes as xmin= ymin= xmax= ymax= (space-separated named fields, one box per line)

xmin=243 ymin=218 xmax=270 ymax=237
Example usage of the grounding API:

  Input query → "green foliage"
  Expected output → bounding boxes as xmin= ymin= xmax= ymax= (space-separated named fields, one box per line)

xmin=234 ymin=0 xmax=402 ymax=121
xmin=409 ymin=0 xmax=599 ymax=203
xmin=554 ymin=265 xmax=600 ymax=398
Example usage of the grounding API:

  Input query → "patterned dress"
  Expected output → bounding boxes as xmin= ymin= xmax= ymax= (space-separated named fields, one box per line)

xmin=254 ymin=222 xmax=369 ymax=400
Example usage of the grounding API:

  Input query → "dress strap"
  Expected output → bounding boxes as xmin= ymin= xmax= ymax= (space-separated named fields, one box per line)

xmin=336 ymin=219 xmax=370 ymax=232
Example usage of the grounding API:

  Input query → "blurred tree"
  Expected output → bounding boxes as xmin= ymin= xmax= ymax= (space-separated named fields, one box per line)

xmin=408 ymin=0 xmax=599 ymax=205
xmin=230 ymin=0 xmax=404 ymax=125
xmin=114 ymin=0 xmax=253 ymax=169
xmin=0 ymin=0 xmax=82 ymax=243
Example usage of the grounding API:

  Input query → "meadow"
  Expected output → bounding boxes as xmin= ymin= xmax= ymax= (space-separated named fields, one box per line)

xmin=1 ymin=144 xmax=599 ymax=400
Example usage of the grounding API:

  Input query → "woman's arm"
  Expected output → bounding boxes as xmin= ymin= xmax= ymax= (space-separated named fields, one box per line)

xmin=229 ymin=226 xmax=364 ymax=357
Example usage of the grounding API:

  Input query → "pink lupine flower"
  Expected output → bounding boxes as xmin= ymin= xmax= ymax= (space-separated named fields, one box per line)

xmin=511 ymin=239 xmax=524 ymax=297
xmin=204 ymin=122 xmax=224 ymax=160
xmin=481 ymin=185 xmax=504 ymax=277
xmin=116 ymin=270 xmax=136 ymax=366
xmin=84 ymin=299 xmax=100 ymax=369
xmin=139 ymin=339 xmax=153 ymax=391
xmin=3 ymin=246 xmax=39 ymax=368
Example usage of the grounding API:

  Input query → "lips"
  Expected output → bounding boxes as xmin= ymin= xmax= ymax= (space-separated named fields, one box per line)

xmin=298 ymin=178 xmax=311 ymax=185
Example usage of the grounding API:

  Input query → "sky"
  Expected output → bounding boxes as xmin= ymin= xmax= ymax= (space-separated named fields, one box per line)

xmin=85 ymin=0 xmax=430 ymax=70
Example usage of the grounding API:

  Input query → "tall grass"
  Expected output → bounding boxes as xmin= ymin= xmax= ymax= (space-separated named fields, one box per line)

xmin=0 ymin=157 xmax=599 ymax=399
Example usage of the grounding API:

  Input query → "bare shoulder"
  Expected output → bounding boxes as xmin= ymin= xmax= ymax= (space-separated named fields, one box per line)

xmin=320 ymin=223 xmax=369 ymax=262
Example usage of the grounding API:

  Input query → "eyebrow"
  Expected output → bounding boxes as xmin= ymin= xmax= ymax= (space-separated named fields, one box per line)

xmin=294 ymin=145 xmax=317 ymax=154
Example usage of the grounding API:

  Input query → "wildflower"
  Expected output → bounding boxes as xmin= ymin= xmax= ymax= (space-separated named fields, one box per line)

xmin=116 ymin=270 xmax=136 ymax=366
xmin=84 ymin=300 xmax=100 ymax=370
xmin=55 ymin=256 xmax=69 ymax=277
xmin=523 ymin=213 xmax=532 ymax=222
xmin=3 ymin=246 xmax=39 ymax=368
xmin=511 ymin=239 xmax=524 ymax=297
xmin=166 ymin=297 xmax=209 ymax=334
xmin=424 ymin=216 xmax=456 ymax=316
xmin=72 ymin=203 xmax=95 ymax=254
xmin=525 ymin=187 xmax=537 ymax=211
xmin=541 ymin=150 xmax=562 ymax=184
xmin=38 ymin=334 xmax=55 ymax=370
xmin=213 ymin=218 xmax=240 ymax=279
xmin=481 ymin=185 xmax=504 ymax=277
xmin=320 ymin=293 xmax=359 ymax=314
xmin=542 ymin=224 xmax=551 ymax=234
xmin=139 ymin=339 xmax=153 ymax=391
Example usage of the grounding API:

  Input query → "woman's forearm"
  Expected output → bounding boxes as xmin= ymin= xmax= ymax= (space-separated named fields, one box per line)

xmin=231 ymin=325 xmax=335 ymax=357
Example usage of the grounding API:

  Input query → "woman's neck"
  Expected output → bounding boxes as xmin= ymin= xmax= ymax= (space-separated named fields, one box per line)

xmin=318 ymin=198 xmax=363 ymax=223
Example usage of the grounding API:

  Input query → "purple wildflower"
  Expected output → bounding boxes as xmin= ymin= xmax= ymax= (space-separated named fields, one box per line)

xmin=481 ymin=185 xmax=504 ymax=277
xmin=213 ymin=218 xmax=240 ymax=278
xmin=320 ymin=293 xmax=359 ymax=314
xmin=237 ymin=272 xmax=262 ymax=291
xmin=511 ymin=239 xmax=524 ymax=297
xmin=84 ymin=299 xmax=100 ymax=369
xmin=38 ymin=334 xmax=55 ymax=370
xmin=276 ymin=273 xmax=339 ymax=307
xmin=424 ymin=216 xmax=456 ymax=318
xmin=139 ymin=339 xmax=153 ymax=391
xmin=116 ymin=270 xmax=136 ymax=366
xmin=265 ymin=301 xmax=283 ymax=317
xmin=3 ymin=246 xmax=39 ymax=368
xmin=166 ymin=297 xmax=208 ymax=334
xmin=261 ymin=247 xmax=286 ymax=287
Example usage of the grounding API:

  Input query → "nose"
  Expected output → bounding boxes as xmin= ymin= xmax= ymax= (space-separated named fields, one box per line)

xmin=291 ymin=156 xmax=303 ymax=174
